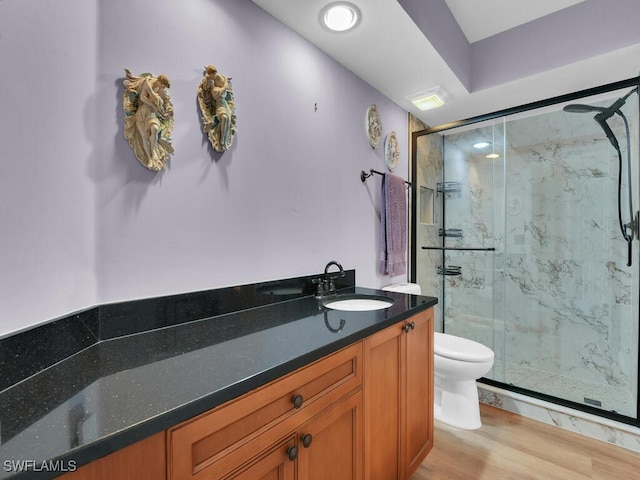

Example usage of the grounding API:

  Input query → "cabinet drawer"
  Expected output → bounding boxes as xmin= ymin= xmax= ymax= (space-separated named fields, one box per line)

xmin=168 ymin=342 xmax=362 ymax=480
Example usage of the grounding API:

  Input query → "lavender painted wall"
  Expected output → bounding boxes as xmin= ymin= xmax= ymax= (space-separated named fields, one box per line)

xmin=397 ymin=0 xmax=472 ymax=92
xmin=399 ymin=0 xmax=640 ymax=93
xmin=0 ymin=0 xmax=408 ymax=336
xmin=0 ymin=0 xmax=98 ymax=337
xmin=472 ymin=0 xmax=640 ymax=91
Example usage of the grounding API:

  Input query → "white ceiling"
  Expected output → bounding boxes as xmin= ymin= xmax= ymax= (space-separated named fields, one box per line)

xmin=251 ymin=0 xmax=640 ymax=128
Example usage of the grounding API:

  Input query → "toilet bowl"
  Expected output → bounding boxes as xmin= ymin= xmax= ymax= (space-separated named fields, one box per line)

xmin=434 ymin=332 xmax=494 ymax=430
xmin=382 ymin=283 xmax=495 ymax=430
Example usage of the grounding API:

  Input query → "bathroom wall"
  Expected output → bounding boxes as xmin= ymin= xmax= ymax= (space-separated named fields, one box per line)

xmin=0 ymin=0 xmax=98 ymax=337
xmin=0 ymin=0 xmax=409 ymax=337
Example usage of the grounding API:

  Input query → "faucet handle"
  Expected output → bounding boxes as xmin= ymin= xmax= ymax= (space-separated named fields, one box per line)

xmin=312 ymin=277 xmax=325 ymax=297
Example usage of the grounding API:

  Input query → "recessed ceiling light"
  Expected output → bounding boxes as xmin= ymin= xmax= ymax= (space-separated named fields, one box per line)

xmin=321 ymin=2 xmax=361 ymax=32
xmin=406 ymin=86 xmax=449 ymax=111
xmin=486 ymin=153 xmax=500 ymax=159
xmin=473 ymin=142 xmax=490 ymax=149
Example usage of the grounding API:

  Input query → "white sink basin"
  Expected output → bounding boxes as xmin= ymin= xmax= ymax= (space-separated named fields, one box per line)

xmin=322 ymin=295 xmax=394 ymax=311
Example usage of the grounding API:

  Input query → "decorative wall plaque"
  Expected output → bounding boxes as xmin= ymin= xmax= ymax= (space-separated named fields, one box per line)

xmin=198 ymin=65 xmax=237 ymax=152
xmin=385 ymin=131 xmax=399 ymax=171
xmin=366 ymin=104 xmax=382 ymax=148
xmin=122 ymin=69 xmax=174 ymax=171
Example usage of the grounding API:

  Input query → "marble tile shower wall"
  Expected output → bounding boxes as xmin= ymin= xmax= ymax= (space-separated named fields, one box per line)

xmin=440 ymin=103 xmax=639 ymax=417
xmin=415 ymin=132 xmax=444 ymax=332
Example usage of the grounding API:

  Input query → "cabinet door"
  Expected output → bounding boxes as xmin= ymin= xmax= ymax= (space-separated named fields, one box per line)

xmin=404 ymin=309 xmax=434 ymax=477
xmin=297 ymin=391 xmax=362 ymax=480
xmin=226 ymin=436 xmax=296 ymax=480
xmin=364 ymin=308 xmax=434 ymax=480
xmin=364 ymin=323 xmax=403 ymax=480
xmin=168 ymin=343 xmax=362 ymax=480
xmin=56 ymin=431 xmax=166 ymax=480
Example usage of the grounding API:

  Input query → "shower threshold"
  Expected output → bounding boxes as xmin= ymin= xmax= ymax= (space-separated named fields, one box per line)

xmin=488 ymin=362 xmax=636 ymax=418
xmin=478 ymin=382 xmax=640 ymax=454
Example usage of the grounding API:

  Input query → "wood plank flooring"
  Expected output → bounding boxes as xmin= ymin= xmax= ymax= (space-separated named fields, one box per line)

xmin=411 ymin=404 xmax=640 ymax=480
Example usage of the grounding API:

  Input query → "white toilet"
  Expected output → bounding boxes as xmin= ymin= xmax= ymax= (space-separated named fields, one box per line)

xmin=433 ymin=332 xmax=494 ymax=429
xmin=381 ymin=282 xmax=422 ymax=295
xmin=382 ymin=283 xmax=495 ymax=430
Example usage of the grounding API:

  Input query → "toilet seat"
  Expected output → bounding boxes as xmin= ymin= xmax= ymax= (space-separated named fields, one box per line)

xmin=434 ymin=332 xmax=494 ymax=363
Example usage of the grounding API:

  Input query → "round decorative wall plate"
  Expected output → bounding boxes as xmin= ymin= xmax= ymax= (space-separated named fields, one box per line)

xmin=385 ymin=131 xmax=399 ymax=171
xmin=366 ymin=104 xmax=382 ymax=148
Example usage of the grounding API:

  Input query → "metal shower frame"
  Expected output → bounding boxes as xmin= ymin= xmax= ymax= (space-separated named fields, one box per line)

xmin=409 ymin=75 xmax=640 ymax=427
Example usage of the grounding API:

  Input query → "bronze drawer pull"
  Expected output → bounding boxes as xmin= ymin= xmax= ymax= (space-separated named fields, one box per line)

xmin=287 ymin=445 xmax=299 ymax=461
xmin=292 ymin=394 xmax=304 ymax=409
xmin=301 ymin=433 xmax=313 ymax=448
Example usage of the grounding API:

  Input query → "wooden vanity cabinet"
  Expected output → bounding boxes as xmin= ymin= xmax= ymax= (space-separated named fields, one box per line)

xmin=220 ymin=435 xmax=297 ymax=480
xmin=364 ymin=308 xmax=434 ymax=480
xmin=57 ymin=431 xmax=166 ymax=480
xmin=296 ymin=390 xmax=362 ymax=480
xmin=167 ymin=342 xmax=363 ymax=480
xmin=222 ymin=390 xmax=361 ymax=480
xmin=57 ymin=307 xmax=433 ymax=480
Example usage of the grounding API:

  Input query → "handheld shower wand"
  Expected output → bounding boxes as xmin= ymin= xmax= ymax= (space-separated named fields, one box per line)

xmin=563 ymin=91 xmax=634 ymax=148
xmin=563 ymin=87 xmax=638 ymax=266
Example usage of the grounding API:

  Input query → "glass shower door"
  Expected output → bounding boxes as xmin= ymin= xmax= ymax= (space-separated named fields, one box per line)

xmin=498 ymin=92 xmax=639 ymax=417
xmin=432 ymin=87 xmax=640 ymax=418
xmin=420 ymin=86 xmax=640 ymax=420
xmin=439 ymin=120 xmax=506 ymax=383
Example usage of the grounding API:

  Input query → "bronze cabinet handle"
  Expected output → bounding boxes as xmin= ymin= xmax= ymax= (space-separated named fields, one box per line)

xmin=301 ymin=433 xmax=313 ymax=448
xmin=287 ymin=445 xmax=299 ymax=461
xmin=292 ymin=394 xmax=304 ymax=409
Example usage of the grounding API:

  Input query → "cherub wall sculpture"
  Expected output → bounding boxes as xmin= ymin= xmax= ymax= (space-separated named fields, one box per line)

xmin=198 ymin=65 xmax=237 ymax=152
xmin=122 ymin=69 xmax=175 ymax=171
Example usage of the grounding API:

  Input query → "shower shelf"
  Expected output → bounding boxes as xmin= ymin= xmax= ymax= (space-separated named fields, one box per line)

xmin=436 ymin=182 xmax=462 ymax=196
xmin=422 ymin=246 xmax=495 ymax=251
xmin=438 ymin=265 xmax=462 ymax=276
xmin=439 ymin=228 xmax=463 ymax=238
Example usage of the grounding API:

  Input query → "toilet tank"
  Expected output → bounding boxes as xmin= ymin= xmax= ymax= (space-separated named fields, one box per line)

xmin=381 ymin=283 xmax=422 ymax=295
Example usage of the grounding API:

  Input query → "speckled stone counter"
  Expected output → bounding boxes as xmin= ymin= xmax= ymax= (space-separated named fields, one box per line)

xmin=0 ymin=272 xmax=436 ymax=479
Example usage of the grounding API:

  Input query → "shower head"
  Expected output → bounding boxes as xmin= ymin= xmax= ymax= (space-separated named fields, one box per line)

xmin=594 ymin=113 xmax=620 ymax=150
xmin=562 ymin=93 xmax=634 ymax=150
xmin=563 ymin=87 xmax=637 ymax=116
xmin=562 ymin=103 xmax=607 ymax=113
xmin=563 ymin=102 xmax=620 ymax=149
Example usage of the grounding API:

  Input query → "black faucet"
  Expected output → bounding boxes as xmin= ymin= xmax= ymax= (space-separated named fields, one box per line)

xmin=313 ymin=261 xmax=346 ymax=298
xmin=324 ymin=261 xmax=345 ymax=292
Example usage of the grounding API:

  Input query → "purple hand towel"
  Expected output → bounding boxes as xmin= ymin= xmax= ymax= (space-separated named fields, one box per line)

xmin=379 ymin=173 xmax=407 ymax=276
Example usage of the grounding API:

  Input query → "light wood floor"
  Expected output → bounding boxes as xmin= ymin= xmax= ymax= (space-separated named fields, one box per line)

xmin=411 ymin=404 xmax=640 ymax=480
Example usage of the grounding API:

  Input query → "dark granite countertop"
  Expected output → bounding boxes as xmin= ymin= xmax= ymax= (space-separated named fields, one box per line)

xmin=0 ymin=275 xmax=436 ymax=479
